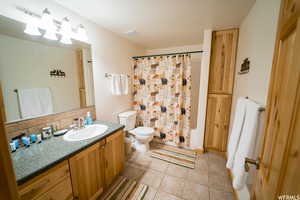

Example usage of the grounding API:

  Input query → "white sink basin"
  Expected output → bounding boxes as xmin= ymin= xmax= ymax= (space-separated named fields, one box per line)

xmin=63 ymin=124 xmax=108 ymax=142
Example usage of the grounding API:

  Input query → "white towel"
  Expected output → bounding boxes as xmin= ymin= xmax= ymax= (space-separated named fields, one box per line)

xmin=120 ymin=74 xmax=129 ymax=95
xmin=18 ymin=88 xmax=53 ymax=119
xmin=232 ymin=99 xmax=260 ymax=189
xmin=226 ymin=97 xmax=247 ymax=169
xmin=110 ymin=74 xmax=122 ymax=95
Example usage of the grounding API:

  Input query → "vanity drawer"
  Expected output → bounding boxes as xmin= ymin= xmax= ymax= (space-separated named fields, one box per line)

xmin=19 ymin=160 xmax=71 ymax=200
xmin=36 ymin=177 xmax=73 ymax=200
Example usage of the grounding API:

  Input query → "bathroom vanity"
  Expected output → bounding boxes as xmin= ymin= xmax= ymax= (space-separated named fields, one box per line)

xmin=13 ymin=121 xmax=125 ymax=200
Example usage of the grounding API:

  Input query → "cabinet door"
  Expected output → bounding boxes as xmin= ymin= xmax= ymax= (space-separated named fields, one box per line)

xmin=104 ymin=130 xmax=125 ymax=187
xmin=204 ymin=94 xmax=232 ymax=152
xmin=69 ymin=141 xmax=105 ymax=200
xmin=208 ymin=29 xmax=238 ymax=94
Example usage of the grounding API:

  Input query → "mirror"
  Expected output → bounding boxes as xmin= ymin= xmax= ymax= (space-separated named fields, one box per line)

xmin=0 ymin=15 xmax=95 ymax=123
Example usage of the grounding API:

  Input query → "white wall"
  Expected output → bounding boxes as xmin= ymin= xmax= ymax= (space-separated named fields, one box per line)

xmin=190 ymin=30 xmax=212 ymax=150
xmin=0 ymin=34 xmax=80 ymax=122
xmin=0 ymin=0 xmax=145 ymax=123
xmin=229 ymin=0 xmax=281 ymax=199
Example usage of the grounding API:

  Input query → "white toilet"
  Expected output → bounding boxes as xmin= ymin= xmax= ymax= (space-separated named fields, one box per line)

xmin=118 ymin=111 xmax=154 ymax=152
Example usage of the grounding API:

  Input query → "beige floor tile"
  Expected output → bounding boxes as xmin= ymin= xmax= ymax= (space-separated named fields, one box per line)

xmin=196 ymin=153 xmax=209 ymax=161
xmin=134 ymin=153 xmax=153 ymax=168
xmin=186 ymin=169 xmax=209 ymax=186
xmin=209 ymin=188 xmax=234 ymax=200
xmin=139 ymin=169 xmax=164 ymax=189
xmin=159 ymin=175 xmax=184 ymax=197
xmin=143 ymin=187 xmax=157 ymax=200
xmin=154 ymin=191 xmax=183 ymax=200
xmin=208 ymin=159 xmax=229 ymax=178
xmin=121 ymin=163 xmax=146 ymax=181
xmin=165 ymin=164 xmax=189 ymax=178
xmin=195 ymin=159 xmax=209 ymax=172
xmin=182 ymin=181 xmax=210 ymax=200
xmin=208 ymin=174 xmax=233 ymax=192
xmin=208 ymin=153 xmax=227 ymax=167
xmin=149 ymin=158 xmax=169 ymax=172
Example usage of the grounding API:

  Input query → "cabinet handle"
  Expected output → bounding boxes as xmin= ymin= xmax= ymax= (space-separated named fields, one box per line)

xmin=31 ymin=179 xmax=50 ymax=193
xmin=101 ymin=144 xmax=106 ymax=149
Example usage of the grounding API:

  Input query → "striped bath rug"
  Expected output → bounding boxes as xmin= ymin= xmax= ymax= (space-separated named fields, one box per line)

xmin=99 ymin=176 xmax=148 ymax=200
xmin=151 ymin=143 xmax=196 ymax=169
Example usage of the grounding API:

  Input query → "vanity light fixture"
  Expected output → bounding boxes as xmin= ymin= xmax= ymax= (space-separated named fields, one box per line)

xmin=60 ymin=17 xmax=72 ymax=44
xmin=41 ymin=8 xmax=57 ymax=40
xmin=77 ymin=24 xmax=88 ymax=42
xmin=17 ymin=6 xmax=89 ymax=43
xmin=24 ymin=14 xmax=41 ymax=36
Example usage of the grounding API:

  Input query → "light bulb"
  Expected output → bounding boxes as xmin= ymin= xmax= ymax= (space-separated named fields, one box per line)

xmin=77 ymin=24 xmax=88 ymax=42
xmin=60 ymin=17 xmax=72 ymax=44
xmin=24 ymin=16 xmax=41 ymax=36
xmin=41 ymin=8 xmax=57 ymax=40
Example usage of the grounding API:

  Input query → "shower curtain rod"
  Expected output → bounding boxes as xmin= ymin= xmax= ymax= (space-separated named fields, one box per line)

xmin=132 ymin=50 xmax=203 ymax=59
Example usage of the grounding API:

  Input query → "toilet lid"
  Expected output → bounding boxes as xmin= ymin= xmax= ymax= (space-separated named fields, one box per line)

xmin=129 ymin=127 xmax=154 ymax=135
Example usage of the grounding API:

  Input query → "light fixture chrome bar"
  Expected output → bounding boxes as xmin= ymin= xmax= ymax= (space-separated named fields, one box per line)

xmin=16 ymin=6 xmax=63 ymax=28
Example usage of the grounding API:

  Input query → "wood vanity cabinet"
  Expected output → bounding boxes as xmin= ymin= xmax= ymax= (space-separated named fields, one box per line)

xmin=104 ymin=130 xmax=125 ymax=187
xmin=18 ymin=160 xmax=73 ymax=200
xmin=18 ymin=129 xmax=125 ymax=200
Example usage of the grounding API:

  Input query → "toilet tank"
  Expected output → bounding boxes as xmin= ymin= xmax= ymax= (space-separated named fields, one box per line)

xmin=118 ymin=111 xmax=137 ymax=131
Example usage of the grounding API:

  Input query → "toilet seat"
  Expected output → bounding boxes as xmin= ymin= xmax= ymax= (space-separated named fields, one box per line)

xmin=129 ymin=127 xmax=154 ymax=136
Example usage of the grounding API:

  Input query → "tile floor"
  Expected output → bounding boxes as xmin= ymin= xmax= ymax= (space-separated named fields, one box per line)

xmin=122 ymin=150 xmax=234 ymax=200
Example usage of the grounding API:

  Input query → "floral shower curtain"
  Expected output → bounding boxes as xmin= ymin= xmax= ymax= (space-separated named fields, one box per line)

xmin=133 ymin=54 xmax=192 ymax=147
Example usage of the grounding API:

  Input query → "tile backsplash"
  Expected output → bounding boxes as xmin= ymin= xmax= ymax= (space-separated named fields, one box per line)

xmin=5 ymin=106 xmax=96 ymax=141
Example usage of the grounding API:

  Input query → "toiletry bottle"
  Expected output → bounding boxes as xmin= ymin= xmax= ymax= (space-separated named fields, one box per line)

xmin=86 ymin=112 xmax=93 ymax=125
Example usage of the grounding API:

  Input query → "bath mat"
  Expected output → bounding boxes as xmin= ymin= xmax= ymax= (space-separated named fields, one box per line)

xmin=151 ymin=143 xmax=196 ymax=169
xmin=99 ymin=176 xmax=148 ymax=200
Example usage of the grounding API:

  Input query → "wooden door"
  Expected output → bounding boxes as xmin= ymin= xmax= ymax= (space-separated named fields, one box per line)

xmin=208 ymin=29 xmax=238 ymax=94
xmin=69 ymin=141 xmax=105 ymax=200
xmin=204 ymin=94 xmax=232 ymax=152
xmin=0 ymin=83 xmax=20 ymax=199
xmin=252 ymin=0 xmax=300 ymax=199
xmin=104 ymin=130 xmax=125 ymax=187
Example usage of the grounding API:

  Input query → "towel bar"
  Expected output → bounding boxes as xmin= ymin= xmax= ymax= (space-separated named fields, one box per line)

xmin=105 ymin=73 xmax=130 ymax=78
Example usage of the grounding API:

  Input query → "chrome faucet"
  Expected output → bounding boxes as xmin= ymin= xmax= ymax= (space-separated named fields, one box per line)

xmin=72 ymin=117 xmax=85 ymax=129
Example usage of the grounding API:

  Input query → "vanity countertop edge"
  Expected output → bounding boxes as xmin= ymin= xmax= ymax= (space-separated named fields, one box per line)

xmin=11 ymin=120 xmax=125 ymax=185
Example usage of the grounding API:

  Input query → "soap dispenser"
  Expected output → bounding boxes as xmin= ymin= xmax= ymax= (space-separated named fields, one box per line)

xmin=85 ymin=112 xmax=93 ymax=125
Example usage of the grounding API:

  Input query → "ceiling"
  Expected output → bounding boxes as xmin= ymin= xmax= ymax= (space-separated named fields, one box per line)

xmin=53 ymin=0 xmax=255 ymax=49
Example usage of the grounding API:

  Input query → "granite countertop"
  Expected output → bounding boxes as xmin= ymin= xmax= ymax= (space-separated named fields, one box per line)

xmin=11 ymin=121 xmax=124 ymax=185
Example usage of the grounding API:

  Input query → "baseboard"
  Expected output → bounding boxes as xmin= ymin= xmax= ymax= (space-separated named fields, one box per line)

xmin=205 ymin=148 xmax=226 ymax=156
xmin=194 ymin=148 xmax=204 ymax=154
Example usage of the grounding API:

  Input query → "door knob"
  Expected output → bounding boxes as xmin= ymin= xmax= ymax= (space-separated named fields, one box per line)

xmin=244 ymin=157 xmax=260 ymax=172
